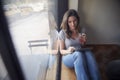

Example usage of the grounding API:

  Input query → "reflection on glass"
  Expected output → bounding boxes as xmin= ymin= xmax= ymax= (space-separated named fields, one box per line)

xmin=45 ymin=12 xmax=58 ymax=80
xmin=48 ymin=12 xmax=58 ymax=55
xmin=2 ymin=0 xmax=58 ymax=80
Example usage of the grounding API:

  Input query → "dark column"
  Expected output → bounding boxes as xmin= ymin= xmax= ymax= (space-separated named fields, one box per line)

xmin=56 ymin=1 xmax=68 ymax=80
xmin=57 ymin=0 xmax=68 ymax=31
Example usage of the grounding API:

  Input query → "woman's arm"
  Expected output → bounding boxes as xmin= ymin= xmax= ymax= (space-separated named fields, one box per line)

xmin=59 ymin=40 xmax=75 ymax=55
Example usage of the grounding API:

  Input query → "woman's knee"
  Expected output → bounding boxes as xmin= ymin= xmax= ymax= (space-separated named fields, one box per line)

xmin=72 ymin=51 xmax=82 ymax=59
xmin=85 ymin=51 xmax=95 ymax=59
xmin=72 ymin=51 xmax=85 ymax=64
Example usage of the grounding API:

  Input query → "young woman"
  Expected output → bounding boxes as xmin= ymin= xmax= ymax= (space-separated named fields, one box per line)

xmin=58 ymin=9 xmax=101 ymax=80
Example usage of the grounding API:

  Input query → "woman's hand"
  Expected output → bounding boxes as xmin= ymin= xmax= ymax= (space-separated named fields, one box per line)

xmin=67 ymin=47 xmax=76 ymax=53
xmin=79 ymin=33 xmax=87 ymax=45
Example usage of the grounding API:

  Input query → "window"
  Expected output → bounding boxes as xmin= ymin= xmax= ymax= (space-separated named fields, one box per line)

xmin=0 ymin=0 xmax=59 ymax=80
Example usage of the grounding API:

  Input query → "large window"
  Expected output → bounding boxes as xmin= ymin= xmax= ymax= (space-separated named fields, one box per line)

xmin=1 ymin=0 xmax=58 ymax=80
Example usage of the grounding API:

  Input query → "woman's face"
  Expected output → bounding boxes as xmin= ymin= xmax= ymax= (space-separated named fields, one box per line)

xmin=68 ymin=16 xmax=78 ymax=31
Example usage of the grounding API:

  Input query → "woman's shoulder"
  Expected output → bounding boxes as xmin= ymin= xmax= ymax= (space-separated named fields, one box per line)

xmin=58 ymin=29 xmax=66 ymax=40
xmin=59 ymin=29 xmax=65 ymax=35
xmin=59 ymin=29 xmax=64 ymax=32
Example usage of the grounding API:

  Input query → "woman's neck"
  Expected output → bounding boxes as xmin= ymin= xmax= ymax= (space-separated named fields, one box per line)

xmin=71 ymin=30 xmax=76 ymax=34
xmin=71 ymin=30 xmax=79 ymax=39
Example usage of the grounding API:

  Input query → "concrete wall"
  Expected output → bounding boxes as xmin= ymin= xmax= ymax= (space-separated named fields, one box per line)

xmin=78 ymin=0 xmax=120 ymax=44
xmin=69 ymin=0 xmax=78 ymax=10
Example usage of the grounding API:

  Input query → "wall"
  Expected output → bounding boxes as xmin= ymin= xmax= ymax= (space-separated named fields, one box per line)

xmin=69 ymin=0 xmax=78 ymax=10
xmin=78 ymin=0 xmax=120 ymax=44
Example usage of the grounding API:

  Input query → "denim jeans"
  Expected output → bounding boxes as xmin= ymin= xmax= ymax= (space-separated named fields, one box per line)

xmin=62 ymin=51 xmax=101 ymax=80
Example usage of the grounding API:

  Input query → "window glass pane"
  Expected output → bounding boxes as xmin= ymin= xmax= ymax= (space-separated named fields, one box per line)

xmin=0 ymin=54 xmax=10 ymax=80
xmin=2 ymin=0 xmax=58 ymax=80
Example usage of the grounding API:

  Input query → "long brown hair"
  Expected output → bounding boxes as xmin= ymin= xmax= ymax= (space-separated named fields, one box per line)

xmin=60 ymin=9 xmax=80 ymax=38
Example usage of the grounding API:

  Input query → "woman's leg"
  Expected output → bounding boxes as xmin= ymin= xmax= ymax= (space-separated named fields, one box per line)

xmin=62 ymin=51 xmax=89 ymax=80
xmin=85 ymin=51 xmax=101 ymax=80
xmin=62 ymin=54 xmax=74 ymax=68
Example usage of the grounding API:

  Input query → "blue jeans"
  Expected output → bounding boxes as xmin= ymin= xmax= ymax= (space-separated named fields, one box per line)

xmin=62 ymin=51 xmax=101 ymax=80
